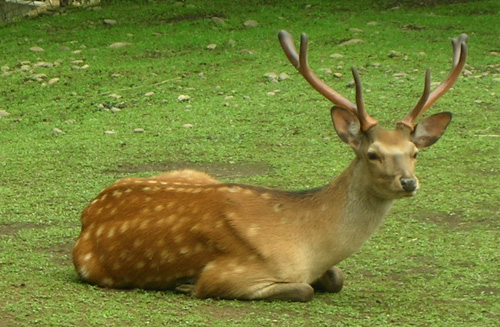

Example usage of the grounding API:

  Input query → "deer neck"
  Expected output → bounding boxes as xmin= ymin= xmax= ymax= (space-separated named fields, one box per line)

xmin=306 ymin=158 xmax=394 ymax=259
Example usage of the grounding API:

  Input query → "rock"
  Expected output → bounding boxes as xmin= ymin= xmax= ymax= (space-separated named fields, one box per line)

xmin=103 ymin=19 xmax=117 ymax=25
xmin=134 ymin=128 xmax=145 ymax=133
xmin=463 ymin=69 xmax=473 ymax=77
xmin=48 ymin=78 xmax=60 ymax=85
xmin=393 ymin=73 xmax=408 ymax=78
xmin=30 ymin=46 xmax=45 ymax=52
xmin=21 ymin=65 xmax=31 ymax=72
xmin=31 ymin=73 xmax=47 ymax=81
xmin=267 ymin=91 xmax=276 ymax=96
xmin=278 ymin=72 xmax=290 ymax=81
xmin=177 ymin=95 xmax=191 ymax=102
xmin=333 ymin=72 xmax=343 ymax=78
xmin=1 ymin=65 xmax=10 ymax=72
xmin=212 ymin=17 xmax=226 ymax=26
xmin=104 ymin=130 xmax=117 ymax=135
xmin=330 ymin=53 xmax=344 ymax=59
xmin=264 ymin=72 xmax=278 ymax=82
xmin=34 ymin=62 xmax=54 ymax=68
xmin=0 ymin=110 xmax=10 ymax=118
xmin=338 ymin=39 xmax=364 ymax=47
xmin=53 ymin=128 xmax=63 ymax=134
xmin=206 ymin=44 xmax=217 ymax=50
xmin=109 ymin=93 xmax=122 ymax=99
xmin=182 ymin=123 xmax=194 ymax=129
xmin=389 ymin=50 xmax=402 ymax=58
xmin=111 ymin=107 xmax=121 ymax=113
xmin=319 ymin=68 xmax=333 ymax=75
xmin=224 ymin=95 xmax=234 ymax=100
xmin=243 ymin=20 xmax=259 ymax=27
xmin=349 ymin=28 xmax=363 ymax=33
xmin=109 ymin=42 xmax=131 ymax=49
xmin=144 ymin=91 xmax=154 ymax=97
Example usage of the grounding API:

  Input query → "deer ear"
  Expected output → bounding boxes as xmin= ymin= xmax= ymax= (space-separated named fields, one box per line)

xmin=331 ymin=106 xmax=363 ymax=148
xmin=411 ymin=112 xmax=452 ymax=148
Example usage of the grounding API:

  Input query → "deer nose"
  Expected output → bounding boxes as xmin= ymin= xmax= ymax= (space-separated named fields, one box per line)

xmin=400 ymin=178 xmax=417 ymax=192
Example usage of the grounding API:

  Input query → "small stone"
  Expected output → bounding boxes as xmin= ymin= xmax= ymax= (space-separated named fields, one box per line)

xmin=109 ymin=93 xmax=122 ymax=99
xmin=329 ymin=53 xmax=344 ymax=59
xmin=48 ymin=78 xmax=60 ymax=85
xmin=228 ymin=39 xmax=236 ymax=47
xmin=182 ymin=124 xmax=194 ymax=129
xmin=0 ymin=110 xmax=10 ymax=118
xmin=103 ymin=19 xmax=117 ymax=25
xmin=393 ymin=73 xmax=408 ymax=78
xmin=21 ymin=65 xmax=31 ymax=72
xmin=243 ymin=20 xmax=259 ymax=27
xmin=267 ymin=91 xmax=276 ymax=96
xmin=144 ymin=91 xmax=154 ymax=97
xmin=30 ymin=46 xmax=45 ymax=52
xmin=493 ymin=78 xmax=500 ymax=82
xmin=319 ymin=68 xmax=333 ymax=75
xmin=371 ymin=62 xmax=381 ymax=68
xmin=161 ymin=99 xmax=169 ymax=104
xmin=278 ymin=72 xmax=290 ymax=81
xmin=224 ymin=95 xmax=234 ymax=100
xmin=206 ymin=44 xmax=217 ymax=50
xmin=97 ymin=104 xmax=105 ymax=109
xmin=1 ymin=65 xmax=9 ymax=72
xmin=338 ymin=39 xmax=364 ymax=47
xmin=104 ymin=130 xmax=117 ymax=135
xmin=367 ymin=21 xmax=378 ymax=25
xmin=31 ymin=73 xmax=47 ymax=81
xmin=109 ymin=42 xmax=131 ymax=49
xmin=177 ymin=95 xmax=191 ymax=102
xmin=462 ymin=69 xmax=473 ymax=77
xmin=212 ymin=17 xmax=226 ymax=26
xmin=111 ymin=107 xmax=121 ymax=113
xmin=474 ymin=100 xmax=483 ymax=104
xmin=349 ymin=28 xmax=363 ymax=33
xmin=72 ymin=50 xmax=82 ymax=55
xmin=333 ymin=72 xmax=343 ymax=78
xmin=72 ymin=60 xmax=85 ymax=64
xmin=389 ymin=50 xmax=402 ymax=58
xmin=53 ymin=128 xmax=63 ymax=134
xmin=60 ymin=46 xmax=71 ymax=51
xmin=34 ymin=62 xmax=54 ymax=68
xmin=134 ymin=128 xmax=145 ymax=133
xmin=243 ymin=96 xmax=250 ymax=100
xmin=264 ymin=72 xmax=278 ymax=82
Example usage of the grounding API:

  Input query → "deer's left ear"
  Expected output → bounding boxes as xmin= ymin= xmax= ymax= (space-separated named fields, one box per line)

xmin=411 ymin=112 xmax=452 ymax=148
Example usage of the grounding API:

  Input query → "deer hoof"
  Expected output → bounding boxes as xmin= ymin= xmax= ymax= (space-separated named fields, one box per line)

xmin=312 ymin=266 xmax=344 ymax=293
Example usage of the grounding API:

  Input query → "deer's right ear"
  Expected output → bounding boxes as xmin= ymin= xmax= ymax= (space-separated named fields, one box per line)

xmin=331 ymin=106 xmax=363 ymax=148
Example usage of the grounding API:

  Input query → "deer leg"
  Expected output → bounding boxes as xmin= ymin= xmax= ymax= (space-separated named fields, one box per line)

xmin=311 ymin=266 xmax=344 ymax=293
xmin=193 ymin=258 xmax=314 ymax=302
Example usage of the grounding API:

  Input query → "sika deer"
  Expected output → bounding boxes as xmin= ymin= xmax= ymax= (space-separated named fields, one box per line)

xmin=73 ymin=31 xmax=468 ymax=301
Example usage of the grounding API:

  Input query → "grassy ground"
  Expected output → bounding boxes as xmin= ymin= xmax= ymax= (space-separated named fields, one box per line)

xmin=0 ymin=0 xmax=499 ymax=326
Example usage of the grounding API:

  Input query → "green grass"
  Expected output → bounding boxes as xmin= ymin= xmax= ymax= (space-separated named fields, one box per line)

xmin=1 ymin=0 xmax=499 ymax=326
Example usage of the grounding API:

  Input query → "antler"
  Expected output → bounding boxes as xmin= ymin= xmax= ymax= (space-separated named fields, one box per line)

xmin=399 ymin=34 xmax=468 ymax=130
xmin=278 ymin=30 xmax=378 ymax=131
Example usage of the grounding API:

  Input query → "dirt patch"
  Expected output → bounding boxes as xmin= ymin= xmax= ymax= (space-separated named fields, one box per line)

xmin=414 ymin=211 xmax=493 ymax=231
xmin=107 ymin=161 xmax=273 ymax=180
xmin=0 ymin=222 xmax=46 ymax=236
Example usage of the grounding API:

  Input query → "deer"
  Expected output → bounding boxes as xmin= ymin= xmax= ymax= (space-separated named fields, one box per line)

xmin=72 ymin=30 xmax=468 ymax=302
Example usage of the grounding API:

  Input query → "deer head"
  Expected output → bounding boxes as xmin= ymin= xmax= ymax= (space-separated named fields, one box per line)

xmin=278 ymin=30 xmax=467 ymax=199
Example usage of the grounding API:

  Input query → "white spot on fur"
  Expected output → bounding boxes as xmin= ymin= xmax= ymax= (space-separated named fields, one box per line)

xmin=96 ymin=225 xmax=105 ymax=237
xmin=82 ymin=253 xmax=93 ymax=262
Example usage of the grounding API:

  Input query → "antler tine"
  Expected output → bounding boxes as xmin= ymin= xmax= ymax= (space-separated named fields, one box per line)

xmin=351 ymin=67 xmax=378 ymax=131
xmin=400 ymin=34 xmax=468 ymax=130
xmin=278 ymin=30 xmax=357 ymax=113
xmin=399 ymin=68 xmax=431 ymax=130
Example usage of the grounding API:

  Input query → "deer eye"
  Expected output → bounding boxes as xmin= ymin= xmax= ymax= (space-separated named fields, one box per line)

xmin=367 ymin=152 xmax=379 ymax=160
xmin=413 ymin=152 xmax=418 ymax=159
